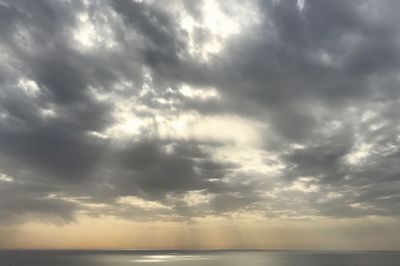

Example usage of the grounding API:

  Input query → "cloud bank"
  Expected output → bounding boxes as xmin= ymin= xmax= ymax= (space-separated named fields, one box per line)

xmin=1 ymin=0 xmax=400 ymax=226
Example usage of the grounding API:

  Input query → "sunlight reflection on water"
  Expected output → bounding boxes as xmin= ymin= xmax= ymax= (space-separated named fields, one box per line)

xmin=131 ymin=254 xmax=214 ymax=263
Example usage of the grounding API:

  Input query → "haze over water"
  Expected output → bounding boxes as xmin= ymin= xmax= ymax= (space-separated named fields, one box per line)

xmin=1 ymin=250 xmax=400 ymax=266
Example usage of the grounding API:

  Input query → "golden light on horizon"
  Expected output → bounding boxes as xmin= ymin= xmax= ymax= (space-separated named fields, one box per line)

xmin=1 ymin=215 xmax=399 ymax=250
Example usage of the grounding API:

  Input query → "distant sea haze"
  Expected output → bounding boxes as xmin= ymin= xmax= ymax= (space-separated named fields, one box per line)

xmin=1 ymin=250 xmax=400 ymax=266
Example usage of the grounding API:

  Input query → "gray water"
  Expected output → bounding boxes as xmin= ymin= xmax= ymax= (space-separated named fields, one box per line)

xmin=1 ymin=250 xmax=399 ymax=266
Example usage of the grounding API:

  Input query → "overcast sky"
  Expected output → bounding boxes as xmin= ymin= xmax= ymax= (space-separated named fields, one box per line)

xmin=1 ymin=0 xmax=400 ymax=249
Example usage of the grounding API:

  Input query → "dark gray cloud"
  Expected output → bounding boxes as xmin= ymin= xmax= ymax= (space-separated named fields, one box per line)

xmin=0 ymin=0 xmax=400 ymax=224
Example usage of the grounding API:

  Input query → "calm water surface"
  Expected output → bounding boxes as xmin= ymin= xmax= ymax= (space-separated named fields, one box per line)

xmin=0 ymin=250 xmax=399 ymax=266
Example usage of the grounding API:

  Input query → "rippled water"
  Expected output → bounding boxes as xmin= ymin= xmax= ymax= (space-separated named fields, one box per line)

xmin=1 ymin=250 xmax=399 ymax=266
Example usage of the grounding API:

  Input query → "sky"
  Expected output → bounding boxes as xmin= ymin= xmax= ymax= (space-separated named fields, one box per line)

xmin=0 ymin=0 xmax=400 ymax=250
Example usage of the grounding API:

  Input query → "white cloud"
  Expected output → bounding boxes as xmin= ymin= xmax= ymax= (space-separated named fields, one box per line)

xmin=287 ymin=177 xmax=319 ymax=193
xmin=18 ymin=78 xmax=40 ymax=97
xmin=117 ymin=196 xmax=171 ymax=210
xmin=346 ymin=143 xmax=373 ymax=166
xmin=0 ymin=173 xmax=14 ymax=183
xmin=183 ymin=190 xmax=214 ymax=206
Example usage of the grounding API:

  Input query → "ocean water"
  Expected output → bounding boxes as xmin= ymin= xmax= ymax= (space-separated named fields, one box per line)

xmin=0 ymin=250 xmax=399 ymax=266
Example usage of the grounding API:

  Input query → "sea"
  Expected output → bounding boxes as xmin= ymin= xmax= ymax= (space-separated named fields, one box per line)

xmin=0 ymin=250 xmax=399 ymax=266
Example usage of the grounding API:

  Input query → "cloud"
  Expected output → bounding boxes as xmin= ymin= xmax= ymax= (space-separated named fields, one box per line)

xmin=0 ymin=0 xmax=400 ymax=225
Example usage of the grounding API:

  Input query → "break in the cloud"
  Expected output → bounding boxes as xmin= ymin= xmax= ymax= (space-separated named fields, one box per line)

xmin=0 ymin=0 xmax=400 ymax=247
